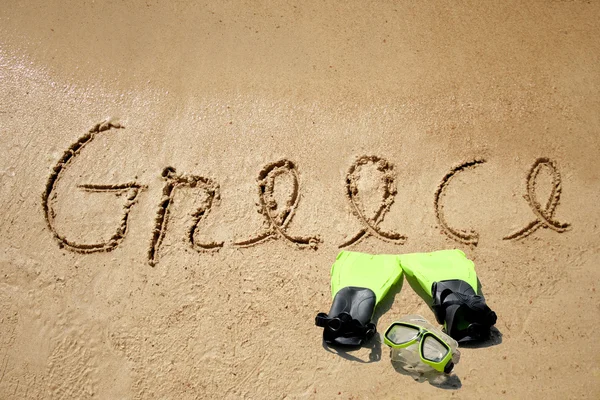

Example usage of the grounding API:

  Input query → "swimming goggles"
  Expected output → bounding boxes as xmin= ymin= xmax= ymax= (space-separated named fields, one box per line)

xmin=383 ymin=321 xmax=456 ymax=373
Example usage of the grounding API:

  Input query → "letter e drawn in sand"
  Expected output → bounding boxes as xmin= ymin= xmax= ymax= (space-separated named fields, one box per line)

xmin=434 ymin=159 xmax=486 ymax=246
xmin=148 ymin=167 xmax=223 ymax=266
xmin=42 ymin=120 xmax=145 ymax=253
xmin=339 ymin=155 xmax=407 ymax=248
xmin=503 ymin=157 xmax=571 ymax=241
xmin=233 ymin=159 xmax=320 ymax=249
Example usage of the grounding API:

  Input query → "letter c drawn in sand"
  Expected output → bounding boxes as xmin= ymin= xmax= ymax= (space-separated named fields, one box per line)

xmin=434 ymin=159 xmax=486 ymax=246
xmin=503 ymin=157 xmax=571 ymax=241
xmin=233 ymin=159 xmax=320 ymax=249
xmin=42 ymin=120 xmax=145 ymax=253
xmin=339 ymin=155 xmax=407 ymax=248
xmin=148 ymin=167 xmax=223 ymax=266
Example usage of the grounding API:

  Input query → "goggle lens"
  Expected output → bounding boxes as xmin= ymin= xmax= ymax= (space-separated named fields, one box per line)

xmin=386 ymin=324 xmax=419 ymax=345
xmin=422 ymin=335 xmax=449 ymax=362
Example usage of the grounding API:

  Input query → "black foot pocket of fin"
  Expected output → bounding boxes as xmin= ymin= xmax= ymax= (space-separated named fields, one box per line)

xmin=432 ymin=279 xmax=497 ymax=342
xmin=315 ymin=286 xmax=376 ymax=347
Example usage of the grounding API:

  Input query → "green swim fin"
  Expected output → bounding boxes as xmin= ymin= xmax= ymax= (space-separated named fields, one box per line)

xmin=399 ymin=249 xmax=497 ymax=342
xmin=315 ymin=251 xmax=403 ymax=346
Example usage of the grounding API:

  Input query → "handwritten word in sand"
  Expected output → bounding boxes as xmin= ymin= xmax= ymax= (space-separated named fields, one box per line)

xmin=42 ymin=121 xmax=145 ymax=253
xmin=434 ymin=159 xmax=487 ymax=245
xmin=340 ymin=155 xmax=407 ymax=248
xmin=42 ymin=122 xmax=572 ymax=265
xmin=502 ymin=157 xmax=571 ymax=240
xmin=147 ymin=167 xmax=222 ymax=266
xmin=233 ymin=159 xmax=320 ymax=249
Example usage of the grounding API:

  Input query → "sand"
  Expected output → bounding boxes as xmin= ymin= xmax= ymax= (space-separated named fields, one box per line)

xmin=1 ymin=1 xmax=599 ymax=398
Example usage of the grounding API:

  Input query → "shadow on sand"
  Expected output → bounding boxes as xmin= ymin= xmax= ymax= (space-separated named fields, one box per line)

xmin=391 ymin=360 xmax=462 ymax=389
xmin=321 ymin=336 xmax=382 ymax=363
xmin=459 ymin=326 xmax=503 ymax=348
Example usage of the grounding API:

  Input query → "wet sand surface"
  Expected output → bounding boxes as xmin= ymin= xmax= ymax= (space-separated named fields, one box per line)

xmin=1 ymin=1 xmax=599 ymax=398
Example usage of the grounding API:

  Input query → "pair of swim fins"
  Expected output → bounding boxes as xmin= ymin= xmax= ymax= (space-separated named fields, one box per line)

xmin=315 ymin=249 xmax=497 ymax=346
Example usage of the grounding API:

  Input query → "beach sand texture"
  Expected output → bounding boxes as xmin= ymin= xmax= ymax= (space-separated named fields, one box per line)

xmin=1 ymin=1 xmax=599 ymax=398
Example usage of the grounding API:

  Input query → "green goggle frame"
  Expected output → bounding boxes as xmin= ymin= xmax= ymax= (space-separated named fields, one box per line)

xmin=383 ymin=322 xmax=454 ymax=373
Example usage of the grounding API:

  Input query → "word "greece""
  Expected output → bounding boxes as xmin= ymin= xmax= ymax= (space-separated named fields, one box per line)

xmin=42 ymin=121 xmax=571 ymax=266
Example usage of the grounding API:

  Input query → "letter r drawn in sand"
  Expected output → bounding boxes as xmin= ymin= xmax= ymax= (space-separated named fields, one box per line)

xmin=148 ymin=167 xmax=223 ymax=266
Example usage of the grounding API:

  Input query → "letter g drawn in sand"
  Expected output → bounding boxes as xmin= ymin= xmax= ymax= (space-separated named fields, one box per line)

xmin=42 ymin=120 xmax=145 ymax=253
